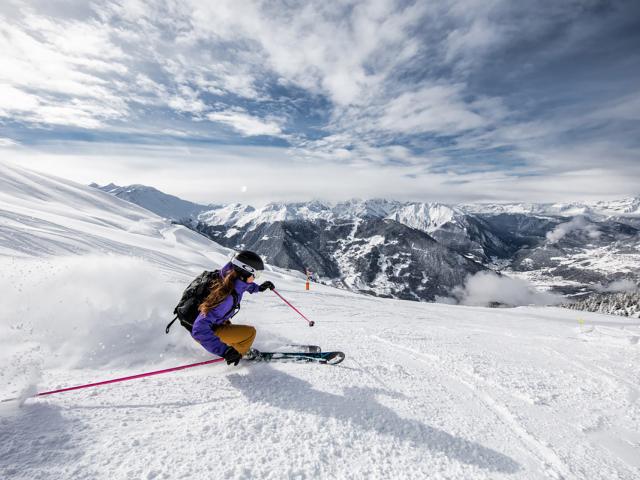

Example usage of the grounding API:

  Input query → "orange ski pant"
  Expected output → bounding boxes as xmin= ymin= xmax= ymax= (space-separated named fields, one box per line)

xmin=213 ymin=324 xmax=256 ymax=355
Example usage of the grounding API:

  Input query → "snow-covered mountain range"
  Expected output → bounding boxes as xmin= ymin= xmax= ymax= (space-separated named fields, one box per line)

xmin=91 ymin=182 xmax=640 ymax=223
xmin=3 ymin=162 xmax=640 ymax=479
xmin=462 ymin=197 xmax=640 ymax=218
xmin=94 ymin=183 xmax=640 ymax=302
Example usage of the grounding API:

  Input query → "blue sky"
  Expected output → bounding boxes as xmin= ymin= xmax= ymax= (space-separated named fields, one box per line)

xmin=0 ymin=0 xmax=639 ymax=204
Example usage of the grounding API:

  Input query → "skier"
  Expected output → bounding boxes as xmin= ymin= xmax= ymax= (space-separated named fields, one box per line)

xmin=192 ymin=250 xmax=275 ymax=366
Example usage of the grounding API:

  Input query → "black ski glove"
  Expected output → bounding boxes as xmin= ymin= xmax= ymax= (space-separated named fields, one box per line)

xmin=222 ymin=346 xmax=242 ymax=366
xmin=259 ymin=281 xmax=275 ymax=292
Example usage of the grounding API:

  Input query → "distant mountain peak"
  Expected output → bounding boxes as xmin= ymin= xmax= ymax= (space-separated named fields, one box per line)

xmin=91 ymin=182 xmax=122 ymax=193
xmin=90 ymin=182 xmax=207 ymax=220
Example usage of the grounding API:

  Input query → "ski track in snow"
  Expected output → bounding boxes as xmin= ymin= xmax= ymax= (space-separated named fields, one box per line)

xmin=1 ymin=161 xmax=640 ymax=479
xmin=363 ymin=311 xmax=640 ymax=480
xmin=370 ymin=335 xmax=574 ymax=480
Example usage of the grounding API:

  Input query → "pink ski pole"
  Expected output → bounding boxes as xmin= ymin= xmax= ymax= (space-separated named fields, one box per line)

xmin=272 ymin=289 xmax=315 ymax=327
xmin=1 ymin=358 xmax=225 ymax=402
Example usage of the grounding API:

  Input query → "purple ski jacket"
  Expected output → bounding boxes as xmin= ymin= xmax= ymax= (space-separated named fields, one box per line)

xmin=191 ymin=263 xmax=261 ymax=356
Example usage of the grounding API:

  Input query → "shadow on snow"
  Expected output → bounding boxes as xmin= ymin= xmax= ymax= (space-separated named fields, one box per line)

xmin=228 ymin=365 xmax=520 ymax=474
xmin=0 ymin=402 xmax=85 ymax=476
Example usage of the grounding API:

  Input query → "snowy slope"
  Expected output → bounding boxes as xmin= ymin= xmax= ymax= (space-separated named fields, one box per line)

xmin=0 ymin=162 xmax=227 ymax=273
xmin=1 ymin=161 xmax=639 ymax=479
xmin=91 ymin=182 xmax=210 ymax=221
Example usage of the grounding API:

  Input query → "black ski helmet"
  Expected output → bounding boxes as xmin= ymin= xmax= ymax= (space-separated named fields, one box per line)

xmin=230 ymin=250 xmax=264 ymax=280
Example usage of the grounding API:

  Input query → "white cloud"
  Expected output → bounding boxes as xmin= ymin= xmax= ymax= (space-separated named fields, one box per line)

xmin=0 ymin=84 xmax=122 ymax=129
xmin=376 ymin=84 xmax=487 ymax=135
xmin=160 ymin=57 xmax=261 ymax=101
xmin=206 ymin=110 xmax=284 ymax=137
xmin=185 ymin=0 xmax=426 ymax=106
xmin=0 ymin=16 xmax=124 ymax=98
xmin=0 ymin=11 xmax=130 ymax=128
xmin=0 ymin=138 xmax=19 ymax=147
xmin=594 ymin=279 xmax=638 ymax=294
xmin=0 ymin=84 xmax=40 ymax=112
xmin=546 ymin=216 xmax=601 ymax=243
xmin=445 ymin=24 xmax=504 ymax=73
xmin=167 ymin=86 xmax=207 ymax=114
xmin=296 ymin=134 xmax=427 ymax=169
xmin=449 ymin=271 xmax=563 ymax=307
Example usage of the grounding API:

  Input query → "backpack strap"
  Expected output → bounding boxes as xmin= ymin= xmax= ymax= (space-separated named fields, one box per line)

xmin=227 ymin=290 xmax=240 ymax=319
xmin=213 ymin=291 xmax=241 ymax=324
xmin=165 ymin=314 xmax=179 ymax=334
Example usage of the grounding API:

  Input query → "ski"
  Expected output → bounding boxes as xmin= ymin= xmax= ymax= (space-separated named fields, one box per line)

xmin=244 ymin=349 xmax=345 ymax=365
xmin=281 ymin=344 xmax=321 ymax=353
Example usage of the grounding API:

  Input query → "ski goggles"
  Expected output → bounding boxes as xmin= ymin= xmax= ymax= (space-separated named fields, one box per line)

xmin=230 ymin=257 xmax=262 ymax=279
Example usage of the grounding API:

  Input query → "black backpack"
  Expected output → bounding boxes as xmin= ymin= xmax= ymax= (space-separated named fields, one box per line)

xmin=165 ymin=270 xmax=239 ymax=334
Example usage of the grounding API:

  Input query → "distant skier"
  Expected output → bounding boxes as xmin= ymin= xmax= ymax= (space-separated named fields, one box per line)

xmin=192 ymin=250 xmax=275 ymax=366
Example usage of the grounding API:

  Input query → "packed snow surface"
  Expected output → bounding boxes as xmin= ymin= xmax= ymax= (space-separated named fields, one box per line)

xmin=1 ymin=161 xmax=639 ymax=479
